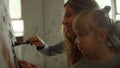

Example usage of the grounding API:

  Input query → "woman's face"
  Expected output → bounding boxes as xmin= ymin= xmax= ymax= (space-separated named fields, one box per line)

xmin=62 ymin=4 xmax=78 ymax=36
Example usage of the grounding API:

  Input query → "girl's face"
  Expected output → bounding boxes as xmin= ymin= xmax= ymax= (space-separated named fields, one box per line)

xmin=62 ymin=4 xmax=78 ymax=36
xmin=75 ymin=30 xmax=99 ymax=56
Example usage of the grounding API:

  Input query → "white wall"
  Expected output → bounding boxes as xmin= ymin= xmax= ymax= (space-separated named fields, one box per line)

xmin=21 ymin=0 xmax=66 ymax=68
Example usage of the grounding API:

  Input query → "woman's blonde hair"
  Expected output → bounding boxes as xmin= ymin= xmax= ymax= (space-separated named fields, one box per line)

xmin=63 ymin=0 xmax=100 ymax=65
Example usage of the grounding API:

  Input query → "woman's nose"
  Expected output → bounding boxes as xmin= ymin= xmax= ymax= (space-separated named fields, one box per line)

xmin=62 ymin=21 xmax=65 ymax=25
xmin=62 ymin=18 xmax=67 ymax=25
xmin=62 ymin=21 xmax=66 ymax=25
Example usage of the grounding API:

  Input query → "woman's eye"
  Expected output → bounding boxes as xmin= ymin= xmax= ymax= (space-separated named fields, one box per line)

xmin=79 ymin=33 xmax=85 ymax=35
xmin=66 ymin=13 xmax=72 ymax=18
xmin=78 ymin=33 xmax=86 ymax=36
xmin=66 ymin=14 xmax=72 ymax=18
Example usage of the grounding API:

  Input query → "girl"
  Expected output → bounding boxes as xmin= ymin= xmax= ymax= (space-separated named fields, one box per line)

xmin=72 ymin=7 xmax=120 ymax=68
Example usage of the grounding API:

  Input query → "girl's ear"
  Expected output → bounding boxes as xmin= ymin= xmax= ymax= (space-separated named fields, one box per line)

xmin=100 ymin=29 xmax=108 ymax=39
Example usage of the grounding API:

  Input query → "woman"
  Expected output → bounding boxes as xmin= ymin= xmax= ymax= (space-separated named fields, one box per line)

xmin=62 ymin=0 xmax=99 ymax=65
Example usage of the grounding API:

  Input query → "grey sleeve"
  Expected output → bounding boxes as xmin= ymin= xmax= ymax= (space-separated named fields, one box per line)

xmin=37 ymin=41 xmax=64 ymax=56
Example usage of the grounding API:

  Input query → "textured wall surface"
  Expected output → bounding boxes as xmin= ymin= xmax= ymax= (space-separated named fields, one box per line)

xmin=0 ymin=0 xmax=20 ymax=68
